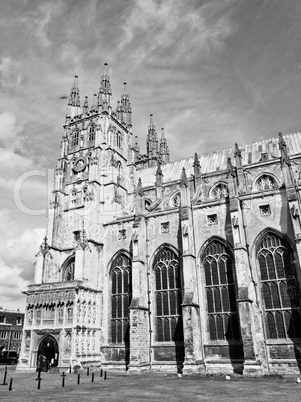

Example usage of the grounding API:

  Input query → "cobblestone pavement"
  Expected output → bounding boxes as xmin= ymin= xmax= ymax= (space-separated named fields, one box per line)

xmin=0 ymin=367 xmax=300 ymax=402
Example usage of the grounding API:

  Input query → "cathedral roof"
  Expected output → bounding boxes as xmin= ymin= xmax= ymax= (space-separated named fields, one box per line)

xmin=138 ymin=131 xmax=301 ymax=186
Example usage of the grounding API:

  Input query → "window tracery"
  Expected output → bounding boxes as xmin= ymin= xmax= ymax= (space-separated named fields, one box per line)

xmin=154 ymin=247 xmax=183 ymax=342
xmin=211 ymin=183 xmax=228 ymax=199
xmin=88 ymin=125 xmax=95 ymax=141
xmin=255 ymin=175 xmax=277 ymax=191
xmin=202 ymin=239 xmax=240 ymax=341
xmin=71 ymin=189 xmax=77 ymax=205
xmin=171 ymin=193 xmax=181 ymax=208
xmin=73 ymin=130 xmax=79 ymax=146
xmin=257 ymin=232 xmax=301 ymax=339
xmin=111 ymin=254 xmax=132 ymax=344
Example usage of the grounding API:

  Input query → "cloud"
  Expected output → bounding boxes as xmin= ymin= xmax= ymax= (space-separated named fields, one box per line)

xmin=0 ymin=57 xmax=22 ymax=91
xmin=0 ymin=208 xmax=44 ymax=310
xmin=0 ymin=111 xmax=23 ymax=149
xmin=4 ymin=228 xmax=45 ymax=281
xmin=117 ymin=0 xmax=236 ymax=67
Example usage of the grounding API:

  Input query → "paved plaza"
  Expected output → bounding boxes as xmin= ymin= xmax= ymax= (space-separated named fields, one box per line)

xmin=0 ymin=367 xmax=300 ymax=402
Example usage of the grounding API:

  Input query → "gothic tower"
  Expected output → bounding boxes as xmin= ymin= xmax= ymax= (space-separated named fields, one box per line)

xmin=19 ymin=63 xmax=301 ymax=377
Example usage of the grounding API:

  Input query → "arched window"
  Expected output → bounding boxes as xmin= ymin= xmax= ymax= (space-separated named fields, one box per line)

xmin=202 ymin=239 xmax=240 ymax=341
xmin=257 ymin=232 xmax=301 ymax=339
xmin=171 ymin=193 xmax=181 ymax=208
xmin=116 ymin=132 xmax=121 ymax=148
xmin=111 ymin=254 xmax=132 ymax=344
xmin=154 ymin=247 xmax=183 ymax=342
xmin=210 ymin=183 xmax=228 ymax=200
xmin=63 ymin=259 xmax=75 ymax=281
xmin=255 ymin=175 xmax=277 ymax=191
xmin=88 ymin=125 xmax=95 ymax=141
xmin=73 ymin=130 xmax=79 ymax=146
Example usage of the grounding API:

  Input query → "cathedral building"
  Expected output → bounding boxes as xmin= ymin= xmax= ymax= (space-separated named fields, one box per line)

xmin=19 ymin=63 xmax=301 ymax=375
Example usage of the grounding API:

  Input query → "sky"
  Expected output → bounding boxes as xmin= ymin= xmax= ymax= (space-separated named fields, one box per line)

xmin=0 ymin=0 xmax=301 ymax=312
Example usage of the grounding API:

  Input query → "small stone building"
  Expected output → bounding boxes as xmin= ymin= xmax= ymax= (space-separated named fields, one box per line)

xmin=19 ymin=64 xmax=301 ymax=375
xmin=0 ymin=307 xmax=24 ymax=352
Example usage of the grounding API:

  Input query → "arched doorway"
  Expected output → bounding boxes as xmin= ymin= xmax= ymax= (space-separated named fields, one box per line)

xmin=37 ymin=335 xmax=59 ymax=371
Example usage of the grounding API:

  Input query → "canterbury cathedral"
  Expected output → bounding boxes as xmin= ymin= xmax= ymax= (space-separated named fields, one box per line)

xmin=19 ymin=63 xmax=301 ymax=376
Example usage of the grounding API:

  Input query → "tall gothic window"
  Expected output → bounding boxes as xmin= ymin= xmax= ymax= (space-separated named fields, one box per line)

xmin=210 ymin=183 xmax=229 ymax=200
xmin=88 ymin=125 xmax=95 ymax=141
xmin=257 ymin=232 xmax=301 ymax=339
xmin=255 ymin=175 xmax=277 ymax=191
xmin=111 ymin=254 xmax=132 ymax=344
xmin=73 ymin=130 xmax=79 ymax=146
xmin=116 ymin=132 xmax=121 ymax=147
xmin=202 ymin=239 xmax=240 ymax=341
xmin=63 ymin=259 xmax=75 ymax=281
xmin=154 ymin=247 xmax=183 ymax=342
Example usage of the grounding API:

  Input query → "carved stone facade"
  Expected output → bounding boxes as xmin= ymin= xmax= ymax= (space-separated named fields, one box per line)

xmin=19 ymin=65 xmax=301 ymax=376
xmin=0 ymin=308 xmax=24 ymax=352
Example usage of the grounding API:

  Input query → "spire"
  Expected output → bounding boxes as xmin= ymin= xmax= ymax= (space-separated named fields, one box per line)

xmin=193 ymin=153 xmax=201 ymax=178
xmin=180 ymin=167 xmax=188 ymax=188
xmin=116 ymin=82 xmax=132 ymax=127
xmin=159 ymin=127 xmax=170 ymax=164
xmin=226 ymin=157 xmax=237 ymax=179
xmin=149 ymin=113 xmax=154 ymax=129
xmin=234 ymin=142 xmax=242 ymax=169
xmin=82 ymin=96 xmax=89 ymax=115
xmin=66 ymin=75 xmax=81 ymax=119
xmin=146 ymin=114 xmax=159 ymax=165
xmin=98 ymin=62 xmax=112 ymax=112
xmin=91 ymin=93 xmax=97 ymax=113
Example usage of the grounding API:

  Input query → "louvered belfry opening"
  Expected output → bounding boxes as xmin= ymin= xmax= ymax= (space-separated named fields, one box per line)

xmin=154 ymin=247 xmax=183 ymax=342
xmin=111 ymin=253 xmax=132 ymax=343
xmin=203 ymin=239 xmax=240 ymax=341
xmin=257 ymin=232 xmax=301 ymax=339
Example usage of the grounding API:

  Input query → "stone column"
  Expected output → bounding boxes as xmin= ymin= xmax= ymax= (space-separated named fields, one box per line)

xmin=180 ymin=168 xmax=204 ymax=375
xmin=128 ymin=181 xmax=150 ymax=372
xmin=231 ymin=196 xmax=267 ymax=375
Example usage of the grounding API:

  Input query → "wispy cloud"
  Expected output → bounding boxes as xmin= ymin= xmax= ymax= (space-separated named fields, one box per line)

xmin=0 ymin=57 xmax=22 ymax=90
xmin=0 ymin=0 xmax=301 ymax=311
xmin=0 ymin=208 xmax=44 ymax=309
xmin=117 ymin=0 xmax=236 ymax=67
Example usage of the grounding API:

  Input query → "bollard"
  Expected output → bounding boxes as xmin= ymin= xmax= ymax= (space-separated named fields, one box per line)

xmin=37 ymin=377 xmax=42 ymax=390
xmin=77 ymin=373 xmax=80 ymax=385
xmin=100 ymin=368 xmax=103 ymax=378
xmin=104 ymin=371 xmax=107 ymax=380
xmin=87 ymin=367 xmax=90 ymax=376
xmin=91 ymin=372 xmax=94 ymax=383
xmin=69 ymin=365 xmax=72 ymax=374
xmin=36 ymin=368 xmax=41 ymax=381
xmin=61 ymin=372 xmax=66 ymax=388
xmin=9 ymin=378 xmax=13 ymax=391
xmin=1 ymin=369 xmax=8 ymax=386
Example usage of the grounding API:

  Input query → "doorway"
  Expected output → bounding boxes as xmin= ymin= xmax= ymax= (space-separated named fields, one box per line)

xmin=37 ymin=335 xmax=59 ymax=371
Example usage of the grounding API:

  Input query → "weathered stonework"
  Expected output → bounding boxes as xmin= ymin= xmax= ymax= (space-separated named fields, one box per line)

xmin=19 ymin=66 xmax=301 ymax=376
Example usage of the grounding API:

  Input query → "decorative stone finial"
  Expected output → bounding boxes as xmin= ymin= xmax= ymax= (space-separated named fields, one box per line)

xmin=278 ymin=132 xmax=291 ymax=167
xmin=180 ymin=167 xmax=188 ymax=187
xmin=226 ymin=157 xmax=237 ymax=178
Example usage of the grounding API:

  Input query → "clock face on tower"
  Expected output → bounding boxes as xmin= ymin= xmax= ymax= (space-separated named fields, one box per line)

xmin=73 ymin=157 xmax=87 ymax=172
